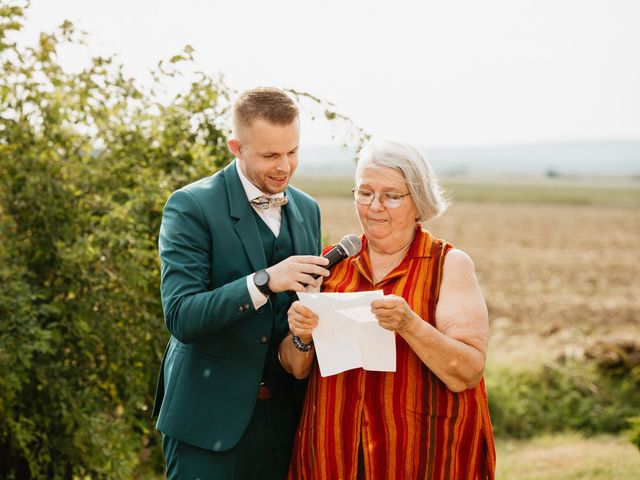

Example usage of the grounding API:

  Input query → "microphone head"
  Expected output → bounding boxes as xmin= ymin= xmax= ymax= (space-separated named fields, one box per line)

xmin=338 ymin=234 xmax=362 ymax=257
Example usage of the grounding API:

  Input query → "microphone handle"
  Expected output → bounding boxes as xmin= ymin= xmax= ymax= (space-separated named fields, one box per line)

xmin=310 ymin=245 xmax=347 ymax=279
xmin=288 ymin=244 xmax=348 ymax=295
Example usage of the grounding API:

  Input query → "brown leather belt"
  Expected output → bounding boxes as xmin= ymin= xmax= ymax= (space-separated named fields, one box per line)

xmin=257 ymin=384 xmax=273 ymax=400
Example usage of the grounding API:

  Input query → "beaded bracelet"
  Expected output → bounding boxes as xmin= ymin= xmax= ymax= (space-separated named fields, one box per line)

xmin=291 ymin=334 xmax=314 ymax=353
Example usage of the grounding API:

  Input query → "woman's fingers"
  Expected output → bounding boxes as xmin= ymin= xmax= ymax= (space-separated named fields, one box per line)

xmin=371 ymin=296 xmax=415 ymax=332
xmin=288 ymin=301 xmax=319 ymax=335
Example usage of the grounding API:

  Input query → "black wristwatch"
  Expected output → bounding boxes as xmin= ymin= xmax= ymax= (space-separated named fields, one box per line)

xmin=253 ymin=269 xmax=273 ymax=297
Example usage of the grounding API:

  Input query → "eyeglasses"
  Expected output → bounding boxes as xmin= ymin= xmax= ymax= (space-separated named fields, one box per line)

xmin=352 ymin=188 xmax=411 ymax=208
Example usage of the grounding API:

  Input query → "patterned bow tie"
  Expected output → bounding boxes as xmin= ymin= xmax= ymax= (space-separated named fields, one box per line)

xmin=250 ymin=195 xmax=289 ymax=210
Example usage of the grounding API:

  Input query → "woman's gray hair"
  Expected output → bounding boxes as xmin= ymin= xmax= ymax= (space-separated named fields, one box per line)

xmin=355 ymin=139 xmax=450 ymax=222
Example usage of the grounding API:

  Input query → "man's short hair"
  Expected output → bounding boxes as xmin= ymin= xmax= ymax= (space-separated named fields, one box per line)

xmin=232 ymin=87 xmax=299 ymax=132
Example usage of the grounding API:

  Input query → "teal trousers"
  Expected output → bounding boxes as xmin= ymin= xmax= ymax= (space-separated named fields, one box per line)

xmin=162 ymin=396 xmax=296 ymax=480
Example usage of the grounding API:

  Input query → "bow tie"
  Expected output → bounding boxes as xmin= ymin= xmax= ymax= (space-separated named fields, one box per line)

xmin=250 ymin=195 xmax=289 ymax=210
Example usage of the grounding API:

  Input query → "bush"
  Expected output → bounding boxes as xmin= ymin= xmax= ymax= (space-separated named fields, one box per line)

xmin=487 ymin=360 xmax=640 ymax=440
xmin=626 ymin=416 xmax=640 ymax=451
xmin=0 ymin=3 xmax=363 ymax=477
xmin=0 ymin=2 xmax=233 ymax=477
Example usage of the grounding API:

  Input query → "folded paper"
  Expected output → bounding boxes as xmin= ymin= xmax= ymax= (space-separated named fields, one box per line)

xmin=297 ymin=290 xmax=396 ymax=377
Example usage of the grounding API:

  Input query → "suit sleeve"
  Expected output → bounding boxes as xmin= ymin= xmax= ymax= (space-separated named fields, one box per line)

xmin=316 ymin=202 xmax=323 ymax=255
xmin=158 ymin=189 xmax=255 ymax=343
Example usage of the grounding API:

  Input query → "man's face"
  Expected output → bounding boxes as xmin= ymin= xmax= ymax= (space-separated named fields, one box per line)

xmin=230 ymin=118 xmax=300 ymax=195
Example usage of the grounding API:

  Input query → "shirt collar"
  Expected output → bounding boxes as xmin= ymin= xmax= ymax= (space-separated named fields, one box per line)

xmin=235 ymin=160 xmax=285 ymax=202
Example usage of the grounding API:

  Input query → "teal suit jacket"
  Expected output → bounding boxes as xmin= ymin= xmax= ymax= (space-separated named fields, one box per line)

xmin=152 ymin=161 xmax=322 ymax=452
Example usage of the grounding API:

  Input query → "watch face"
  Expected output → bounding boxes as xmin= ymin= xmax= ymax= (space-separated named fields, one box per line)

xmin=255 ymin=270 xmax=269 ymax=287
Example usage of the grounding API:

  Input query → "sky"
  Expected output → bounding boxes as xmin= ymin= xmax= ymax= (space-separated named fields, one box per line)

xmin=16 ymin=0 xmax=640 ymax=149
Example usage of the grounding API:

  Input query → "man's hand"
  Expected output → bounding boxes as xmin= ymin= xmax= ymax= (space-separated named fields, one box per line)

xmin=266 ymin=255 xmax=329 ymax=293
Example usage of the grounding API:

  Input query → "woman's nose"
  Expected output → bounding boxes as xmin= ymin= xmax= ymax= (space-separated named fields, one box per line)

xmin=369 ymin=194 xmax=385 ymax=210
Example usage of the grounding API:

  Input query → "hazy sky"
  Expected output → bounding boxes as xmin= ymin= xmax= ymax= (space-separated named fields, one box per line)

xmin=17 ymin=0 xmax=640 ymax=148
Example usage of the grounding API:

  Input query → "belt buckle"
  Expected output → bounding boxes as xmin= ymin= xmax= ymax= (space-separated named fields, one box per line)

xmin=257 ymin=383 xmax=273 ymax=400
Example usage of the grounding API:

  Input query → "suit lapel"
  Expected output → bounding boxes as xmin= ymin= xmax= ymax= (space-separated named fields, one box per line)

xmin=224 ymin=161 xmax=267 ymax=272
xmin=284 ymin=190 xmax=308 ymax=255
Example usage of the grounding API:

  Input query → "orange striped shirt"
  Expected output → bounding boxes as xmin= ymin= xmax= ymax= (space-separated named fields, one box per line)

xmin=288 ymin=228 xmax=496 ymax=479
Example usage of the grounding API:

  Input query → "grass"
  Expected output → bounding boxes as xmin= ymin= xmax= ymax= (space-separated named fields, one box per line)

xmin=292 ymin=175 xmax=640 ymax=206
xmin=496 ymin=433 xmax=640 ymax=479
xmin=141 ymin=434 xmax=640 ymax=479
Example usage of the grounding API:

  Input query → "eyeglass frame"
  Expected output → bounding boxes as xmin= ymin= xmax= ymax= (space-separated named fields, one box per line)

xmin=351 ymin=188 xmax=411 ymax=208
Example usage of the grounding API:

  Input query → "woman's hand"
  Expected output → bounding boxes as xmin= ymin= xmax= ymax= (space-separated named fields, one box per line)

xmin=287 ymin=301 xmax=319 ymax=344
xmin=371 ymin=294 xmax=417 ymax=334
xmin=280 ymin=301 xmax=319 ymax=379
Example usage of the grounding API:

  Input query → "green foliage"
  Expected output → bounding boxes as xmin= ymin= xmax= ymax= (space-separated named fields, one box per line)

xmin=626 ymin=416 xmax=640 ymax=451
xmin=487 ymin=360 xmax=640 ymax=440
xmin=0 ymin=3 xmax=367 ymax=476
xmin=286 ymin=88 xmax=370 ymax=152
xmin=0 ymin=2 xmax=234 ymax=477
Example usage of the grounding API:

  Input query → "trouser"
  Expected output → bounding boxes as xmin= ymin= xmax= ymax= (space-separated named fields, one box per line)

xmin=162 ymin=395 xmax=297 ymax=480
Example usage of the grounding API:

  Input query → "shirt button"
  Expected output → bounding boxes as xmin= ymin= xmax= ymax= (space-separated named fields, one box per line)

xmin=258 ymin=335 xmax=268 ymax=344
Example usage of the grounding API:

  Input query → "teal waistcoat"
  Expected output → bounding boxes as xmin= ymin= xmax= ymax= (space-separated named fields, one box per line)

xmin=253 ymin=207 xmax=296 ymax=395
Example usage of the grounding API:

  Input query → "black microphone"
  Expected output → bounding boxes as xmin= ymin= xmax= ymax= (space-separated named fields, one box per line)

xmin=312 ymin=234 xmax=362 ymax=279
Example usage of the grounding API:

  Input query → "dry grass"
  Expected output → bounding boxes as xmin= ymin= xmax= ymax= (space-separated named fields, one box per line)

xmin=496 ymin=434 xmax=640 ymax=479
xmin=316 ymin=198 xmax=640 ymax=369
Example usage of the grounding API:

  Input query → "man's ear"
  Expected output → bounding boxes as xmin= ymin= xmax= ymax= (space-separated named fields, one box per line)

xmin=228 ymin=138 xmax=242 ymax=158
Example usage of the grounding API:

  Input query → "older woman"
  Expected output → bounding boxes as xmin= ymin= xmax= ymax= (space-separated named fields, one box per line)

xmin=278 ymin=139 xmax=496 ymax=479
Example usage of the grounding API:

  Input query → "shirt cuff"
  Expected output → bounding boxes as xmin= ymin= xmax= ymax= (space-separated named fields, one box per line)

xmin=246 ymin=273 xmax=269 ymax=310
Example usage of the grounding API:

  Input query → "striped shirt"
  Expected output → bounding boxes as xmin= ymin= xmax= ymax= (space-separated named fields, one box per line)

xmin=288 ymin=228 xmax=496 ymax=479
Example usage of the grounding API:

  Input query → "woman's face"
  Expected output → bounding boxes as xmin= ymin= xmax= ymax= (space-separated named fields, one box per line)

xmin=355 ymin=167 xmax=418 ymax=246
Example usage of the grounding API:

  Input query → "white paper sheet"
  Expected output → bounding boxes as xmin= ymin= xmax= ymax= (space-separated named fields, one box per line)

xmin=296 ymin=290 xmax=397 ymax=377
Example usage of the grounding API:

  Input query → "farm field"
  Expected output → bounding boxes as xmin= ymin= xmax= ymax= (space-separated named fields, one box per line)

xmin=299 ymin=176 xmax=640 ymax=478
xmin=293 ymin=175 xmax=640 ymax=206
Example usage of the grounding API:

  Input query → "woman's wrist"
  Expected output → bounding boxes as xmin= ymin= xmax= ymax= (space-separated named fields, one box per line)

xmin=291 ymin=334 xmax=314 ymax=352
xmin=294 ymin=333 xmax=313 ymax=344
xmin=397 ymin=310 xmax=420 ymax=336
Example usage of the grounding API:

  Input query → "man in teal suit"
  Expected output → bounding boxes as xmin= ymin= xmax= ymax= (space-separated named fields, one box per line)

xmin=152 ymin=87 xmax=329 ymax=479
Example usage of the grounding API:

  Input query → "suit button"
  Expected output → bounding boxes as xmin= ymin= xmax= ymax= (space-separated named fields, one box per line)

xmin=238 ymin=305 xmax=244 ymax=312
xmin=258 ymin=335 xmax=268 ymax=344
xmin=244 ymin=304 xmax=250 ymax=310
